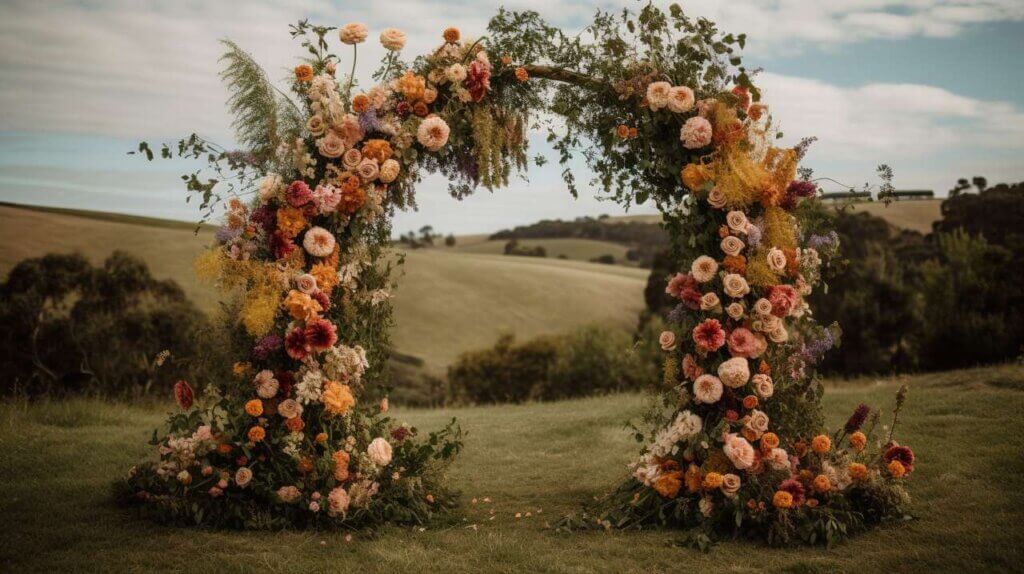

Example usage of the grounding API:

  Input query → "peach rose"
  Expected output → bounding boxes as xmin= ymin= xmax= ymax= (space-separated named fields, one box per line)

xmin=726 ymin=211 xmax=748 ymax=233
xmin=722 ymin=274 xmax=750 ymax=298
xmin=720 ymin=235 xmax=745 ymax=257
xmin=659 ymin=331 xmax=677 ymax=351
xmin=766 ymin=247 xmax=788 ymax=273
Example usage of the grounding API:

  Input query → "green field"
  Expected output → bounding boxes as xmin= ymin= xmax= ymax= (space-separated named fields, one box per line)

xmin=1 ymin=364 xmax=1022 ymax=572
xmin=0 ymin=204 xmax=647 ymax=375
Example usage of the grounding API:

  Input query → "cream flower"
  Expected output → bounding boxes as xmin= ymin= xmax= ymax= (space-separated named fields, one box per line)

xmin=766 ymin=247 xmax=788 ymax=273
xmin=752 ymin=374 xmax=774 ymax=399
xmin=303 ymin=226 xmax=336 ymax=257
xmin=769 ymin=325 xmax=789 ymax=343
xmin=720 ymin=236 xmax=745 ymax=257
xmin=328 ymin=486 xmax=350 ymax=516
xmin=707 ymin=187 xmax=727 ymax=209
xmin=295 ymin=273 xmax=317 ymax=294
xmin=357 ymin=158 xmax=379 ymax=181
xmin=379 ymin=27 xmax=406 ymax=51
xmin=417 ymin=116 xmax=450 ymax=151
xmin=717 ymin=357 xmax=750 ymax=388
xmin=722 ymin=274 xmax=750 ymax=298
xmin=446 ymin=63 xmax=467 ymax=83
xmin=342 ymin=148 xmax=363 ymax=170
xmin=766 ymin=447 xmax=791 ymax=471
xmin=700 ymin=292 xmax=721 ymax=311
xmin=317 ymin=132 xmax=346 ymax=159
xmin=659 ymin=331 xmax=677 ymax=351
xmin=277 ymin=486 xmax=301 ymax=503
xmin=307 ymin=114 xmax=327 ymax=137
xmin=254 ymin=369 xmax=279 ymax=399
xmin=726 ymin=211 xmax=748 ymax=233
xmin=367 ymin=437 xmax=393 ymax=466
xmin=753 ymin=298 xmax=773 ymax=316
xmin=690 ymin=255 xmax=718 ymax=283
xmin=723 ymin=433 xmax=755 ymax=470
xmin=667 ymin=86 xmax=695 ymax=113
xmin=259 ymin=173 xmax=283 ymax=202
xmin=278 ymin=398 xmax=303 ymax=419
xmin=646 ymin=81 xmax=672 ymax=110
xmin=339 ymin=22 xmax=368 ymax=45
xmin=726 ymin=302 xmax=744 ymax=320
xmin=721 ymin=473 xmax=741 ymax=497
xmin=235 ymin=467 xmax=253 ymax=487
xmin=746 ymin=409 xmax=770 ymax=434
xmin=693 ymin=374 xmax=723 ymax=404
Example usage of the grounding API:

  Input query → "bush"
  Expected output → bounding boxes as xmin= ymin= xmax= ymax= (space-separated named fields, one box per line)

xmin=0 ymin=251 xmax=222 ymax=397
xmin=448 ymin=326 xmax=656 ymax=403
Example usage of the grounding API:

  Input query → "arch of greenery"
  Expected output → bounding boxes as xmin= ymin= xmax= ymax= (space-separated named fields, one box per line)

xmin=120 ymin=4 xmax=915 ymax=546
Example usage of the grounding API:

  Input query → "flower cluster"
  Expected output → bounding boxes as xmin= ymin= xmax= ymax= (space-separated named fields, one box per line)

xmin=118 ymin=24 xmax=482 ymax=529
xmin=615 ymin=80 xmax=916 ymax=545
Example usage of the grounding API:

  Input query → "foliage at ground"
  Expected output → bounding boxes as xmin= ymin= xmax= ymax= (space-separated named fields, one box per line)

xmin=2 ymin=364 xmax=1022 ymax=573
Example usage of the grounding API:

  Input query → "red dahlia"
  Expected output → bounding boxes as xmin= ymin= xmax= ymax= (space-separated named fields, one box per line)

xmin=285 ymin=327 xmax=309 ymax=360
xmin=304 ymin=318 xmax=338 ymax=351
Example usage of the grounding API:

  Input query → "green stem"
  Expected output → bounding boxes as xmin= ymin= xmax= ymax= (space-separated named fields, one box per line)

xmin=345 ymin=44 xmax=358 ymax=110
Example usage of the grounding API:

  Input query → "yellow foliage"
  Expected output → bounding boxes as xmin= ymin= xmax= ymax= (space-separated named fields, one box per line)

xmin=763 ymin=206 xmax=796 ymax=250
xmin=240 ymin=282 xmax=281 ymax=337
xmin=745 ymin=252 xmax=778 ymax=288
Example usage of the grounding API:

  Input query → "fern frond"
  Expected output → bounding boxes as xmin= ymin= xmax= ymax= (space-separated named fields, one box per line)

xmin=219 ymin=40 xmax=301 ymax=163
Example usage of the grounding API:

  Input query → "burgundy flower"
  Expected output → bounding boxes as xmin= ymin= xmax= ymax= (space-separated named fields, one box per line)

xmin=311 ymin=290 xmax=331 ymax=313
xmin=391 ymin=426 xmax=411 ymax=441
xmin=884 ymin=444 xmax=915 ymax=474
xmin=845 ymin=404 xmax=871 ymax=433
xmin=787 ymin=180 xmax=817 ymax=198
xmin=270 ymin=231 xmax=296 ymax=260
xmin=395 ymin=101 xmax=411 ymax=118
xmin=680 ymin=287 xmax=703 ymax=310
xmin=286 ymin=181 xmax=313 ymax=207
xmin=276 ymin=371 xmax=295 ymax=398
xmin=250 ymin=205 xmax=275 ymax=232
xmin=465 ymin=60 xmax=491 ymax=101
xmin=304 ymin=318 xmax=338 ymax=351
xmin=779 ymin=478 xmax=806 ymax=507
xmin=252 ymin=334 xmax=283 ymax=361
xmin=285 ymin=327 xmax=309 ymax=360
xmin=173 ymin=380 xmax=193 ymax=410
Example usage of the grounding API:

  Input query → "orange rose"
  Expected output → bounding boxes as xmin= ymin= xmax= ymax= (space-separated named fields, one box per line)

xmin=217 ymin=443 xmax=233 ymax=455
xmin=244 ymin=399 xmax=263 ymax=417
xmin=772 ymin=490 xmax=793 ymax=509
xmin=295 ymin=64 xmax=314 ymax=83
xmin=760 ymin=432 xmax=780 ymax=451
xmin=276 ymin=206 xmax=307 ymax=239
xmin=849 ymin=431 xmax=867 ymax=452
xmin=247 ymin=426 xmax=266 ymax=442
xmin=681 ymin=163 xmax=711 ymax=192
xmin=812 ymin=474 xmax=831 ymax=493
xmin=653 ymin=471 xmax=683 ymax=498
xmin=742 ymin=395 xmax=759 ymax=410
xmin=285 ymin=416 xmax=305 ymax=433
xmin=702 ymin=471 xmax=723 ymax=489
xmin=811 ymin=435 xmax=831 ymax=454
xmin=443 ymin=27 xmax=460 ymax=43
xmin=628 ymin=127 xmax=638 ymax=138
xmin=315 ymin=432 xmax=328 ymax=444
xmin=284 ymin=290 xmax=322 ymax=322
xmin=849 ymin=463 xmax=869 ymax=481
xmin=362 ymin=139 xmax=393 ymax=163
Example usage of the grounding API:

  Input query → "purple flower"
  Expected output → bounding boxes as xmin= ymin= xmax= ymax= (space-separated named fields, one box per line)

xmin=359 ymin=109 xmax=382 ymax=134
xmin=215 ymin=226 xmax=241 ymax=243
xmin=252 ymin=334 xmax=284 ymax=361
xmin=845 ymin=404 xmax=871 ymax=433
xmin=800 ymin=328 xmax=835 ymax=365
xmin=667 ymin=303 xmax=688 ymax=325
xmin=807 ymin=231 xmax=839 ymax=252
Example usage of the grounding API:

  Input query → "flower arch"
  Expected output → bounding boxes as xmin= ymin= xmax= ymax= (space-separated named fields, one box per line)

xmin=120 ymin=5 xmax=914 ymax=543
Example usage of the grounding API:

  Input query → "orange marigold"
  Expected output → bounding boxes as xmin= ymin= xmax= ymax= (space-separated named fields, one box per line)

xmin=887 ymin=460 xmax=907 ymax=478
xmin=284 ymin=289 xmax=322 ymax=321
xmin=297 ymin=457 xmax=314 ymax=474
xmin=339 ymin=185 xmax=366 ymax=215
xmin=248 ymin=426 xmax=266 ymax=442
xmin=315 ymin=432 xmax=328 ymax=444
xmin=849 ymin=431 xmax=867 ymax=452
xmin=352 ymin=94 xmax=370 ymax=113
xmin=396 ymin=70 xmax=426 ymax=102
xmin=628 ymin=127 xmax=638 ymax=138
xmin=276 ymin=206 xmax=307 ymax=239
xmin=333 ymin=450 xmax=351 ymax=481
xmin=681 ymin=163 xmax=711 ymax=192
xmin=310 ymin=263 xmax=338 ymax=294
xmin=772 ymin=490 xmax=793 ymax=509
xmin=616 ymin=124 xmax=630 ymax=139
xmin=514 ymin=67 xmax=529 ymax=82
xmin=811 ymin=434 xmax=832 ymax=454
xmin=702 ymin=471 xmax=724 ymax=490
xmin=849 ymin=463 xmax=869 ymax=481
xmin=443 ymin=27 xmax=460 ymax=43
xmin=295 ymin=64 xmax=314 ymax=82
xmin=718 ymin=225 xmax=730 ymax=239
xmin=723 ymin=254 xmax=747 ymax=274
xmin=742 ymin=395 xmax=759 ymax=410
xmin=760 ymin=432 xmax=780 ymax=450
xmin=244 ymin=399 xmax=263 ymax=417
xmin=653 ymin=471 xmax=683 ymax=498
xmin=812 ymin=474 xmax=832 ymax=493
xmin=362 ymin=139 xmax=393 ymax=163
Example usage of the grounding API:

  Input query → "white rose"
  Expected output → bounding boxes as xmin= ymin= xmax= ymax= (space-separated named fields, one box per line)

xmin=726 ymin=302 xmax=744 ymax=320
xmin=720 ymin=236 xmax=745 ymax=257
xmin=752 ymin=374 xmax=774 ymax=399
xmin=700 ymin=292 xmax=721 ymax=311
xmin=717 ymin=357 xmax=750 ymax=388
xmin=769 ymin=325 xmax=789 ymax=343
xmin=367 ymin=437 xmax=393 ymax=466
xmin=446 ymin=64 xmax=467 ymax=83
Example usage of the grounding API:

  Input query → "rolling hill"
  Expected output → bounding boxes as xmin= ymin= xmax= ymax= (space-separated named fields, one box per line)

xmin=0 ymin=204 xmax=646 ymax=375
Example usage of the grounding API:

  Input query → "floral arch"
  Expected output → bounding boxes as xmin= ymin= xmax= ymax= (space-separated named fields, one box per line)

xmin=120 ymin=5 xmax=915 ymax=544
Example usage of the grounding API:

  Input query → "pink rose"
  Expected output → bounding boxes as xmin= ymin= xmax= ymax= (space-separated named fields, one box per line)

xmin=659 ymin=331 xmax=677 ymax=351
xmin=727 ymin=327 xmax=767 ymax=359
xmin=767 ymin=284 xmax=801 ymax=317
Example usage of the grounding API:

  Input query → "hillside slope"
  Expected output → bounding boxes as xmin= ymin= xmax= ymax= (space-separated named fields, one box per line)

xmin=0 ymin=204 xmax=646 ymax=374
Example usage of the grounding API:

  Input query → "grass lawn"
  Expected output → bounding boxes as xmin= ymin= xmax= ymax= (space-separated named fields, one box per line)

xmin=2 ymin=364 xmax=1023 ymax=573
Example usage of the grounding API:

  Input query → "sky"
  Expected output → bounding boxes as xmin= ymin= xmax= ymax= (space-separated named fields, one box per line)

xmin=0 ymin=0 xmax=1022 ymax=236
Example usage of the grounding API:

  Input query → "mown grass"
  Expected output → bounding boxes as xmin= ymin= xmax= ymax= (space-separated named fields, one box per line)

xmin=2 ymin=364 xmax=1023 ymax=573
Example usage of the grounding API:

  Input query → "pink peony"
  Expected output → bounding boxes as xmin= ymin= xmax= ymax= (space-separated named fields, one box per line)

xmin=728 ymin=328 xmax=767 ymax=359
xmin=693 ymin=374 xmax=723 ymax=403
xmin=312 ymin=184 xmax=343 ymax=214
xmin=723 ymin=433 xmax=755 ymax=470
xmin=693 ymin=319 xmax=726 ymax=352
xmin=665 ymin=273 xmax=698 ymax=299
xmin=680 ymin=116 xmax=713 ymax=149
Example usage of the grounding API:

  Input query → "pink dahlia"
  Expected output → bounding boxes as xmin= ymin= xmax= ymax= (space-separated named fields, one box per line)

xmin=285 ymin=327 xmax=310 ymax=360
xmin=693 ymin=319 xmax=726 ymax=352
xmin=305 ymin=318 xmax=338 ymax=351
xmin=286 ymin=181 xmax=313 ymax=207
xmin=767 ymin=284 xmax=801 ymax=318
xmin=728 ymin=327 xmax=767 ymax=359
xmin=665 ymin=273 xmax=698 ymax=299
